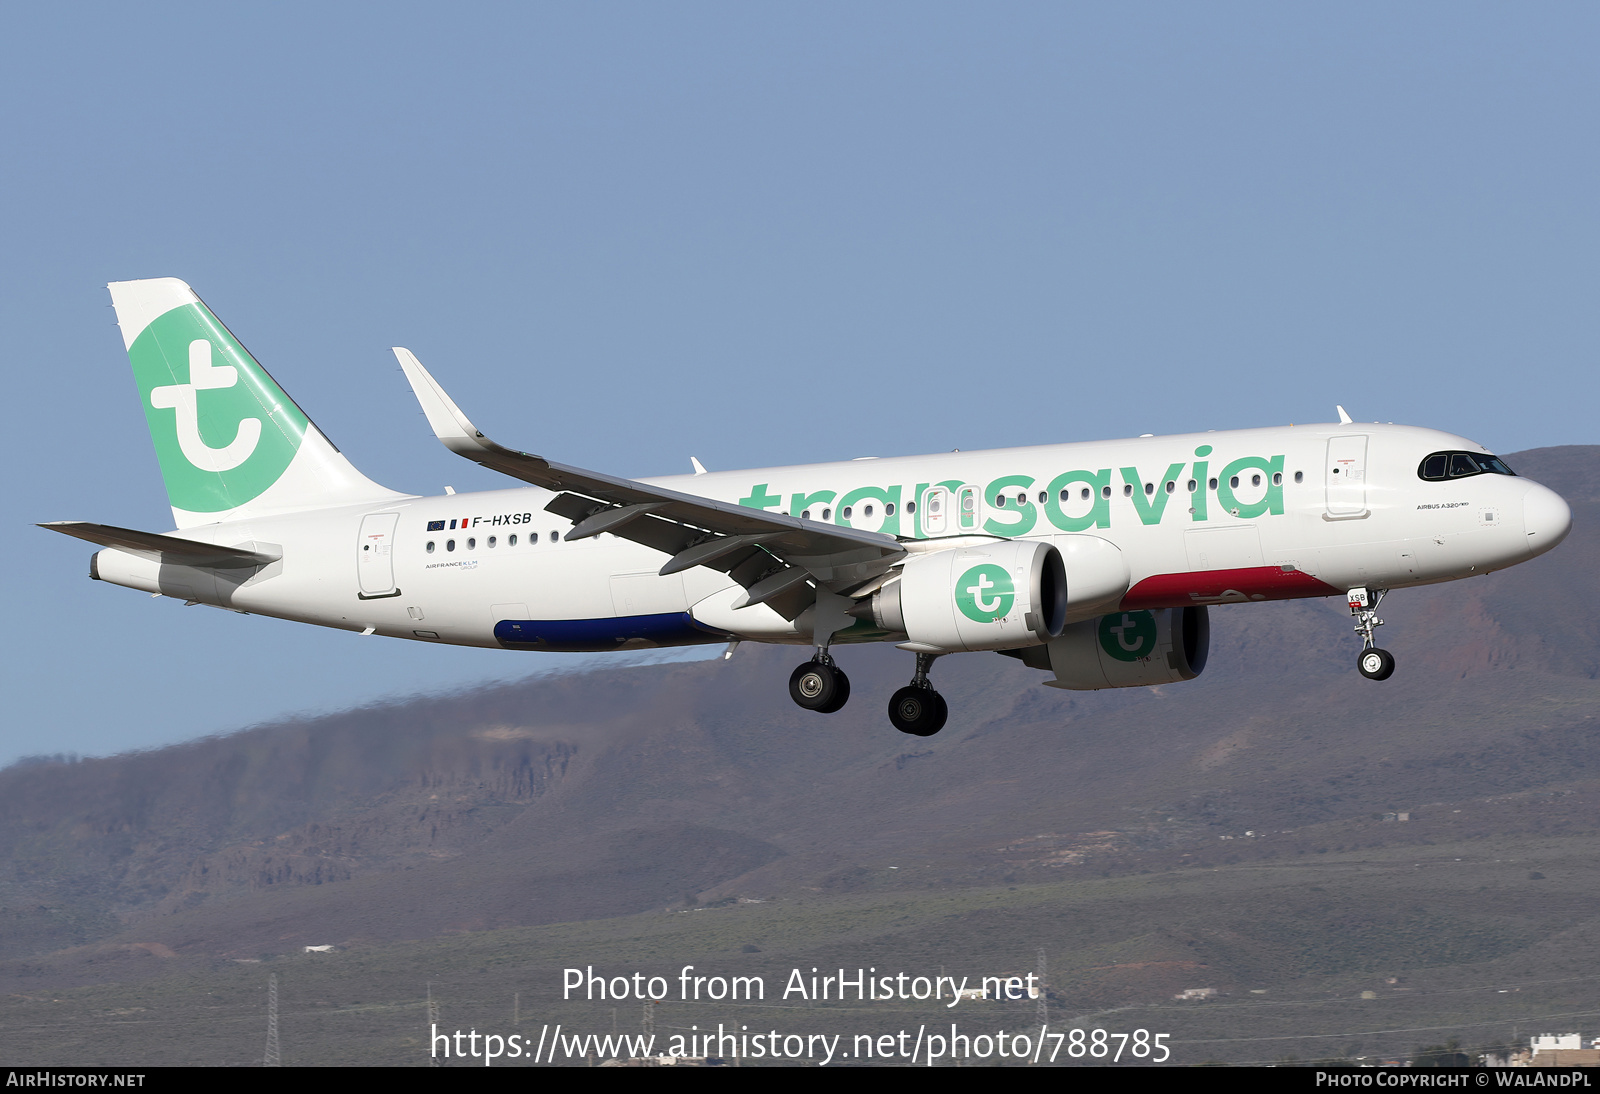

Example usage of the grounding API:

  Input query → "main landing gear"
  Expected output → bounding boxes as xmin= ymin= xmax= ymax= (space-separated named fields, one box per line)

xmin=1349 ymin=587 xmax=1396 ymax=681
xmin=789 ymin=652 xmax=851 ymax=714
xmin=888 ymin=652 xmax=947 ymax=737
xmin=787 ymin=649 xmax=950 ymax=736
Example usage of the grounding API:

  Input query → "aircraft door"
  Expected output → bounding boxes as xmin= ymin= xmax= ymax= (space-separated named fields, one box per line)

xmin=1325 ymin=435 xmax=1370 ymax=519
xmin=357 ymin=511 xmax=401 ymax=598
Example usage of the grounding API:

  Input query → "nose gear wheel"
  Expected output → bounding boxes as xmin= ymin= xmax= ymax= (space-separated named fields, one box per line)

xmin=1358 ymin=647 xmax=1396 ymax=680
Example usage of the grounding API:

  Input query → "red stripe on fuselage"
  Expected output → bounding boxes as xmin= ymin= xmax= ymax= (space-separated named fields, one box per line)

xmin=1120 ymin=566 xmax=1341 ymax=609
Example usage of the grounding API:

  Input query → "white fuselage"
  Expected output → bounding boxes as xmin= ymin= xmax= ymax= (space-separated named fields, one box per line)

xmin=90 ymin=422 xmax=1569 ymax=654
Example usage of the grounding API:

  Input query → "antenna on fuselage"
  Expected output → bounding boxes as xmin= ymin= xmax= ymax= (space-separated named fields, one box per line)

xmin=1336 ymin=405 xmax=1353 ymax=425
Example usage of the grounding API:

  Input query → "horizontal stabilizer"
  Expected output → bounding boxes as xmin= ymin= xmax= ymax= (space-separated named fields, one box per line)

xmin=38 ymin=522 xmax=280 ymax=569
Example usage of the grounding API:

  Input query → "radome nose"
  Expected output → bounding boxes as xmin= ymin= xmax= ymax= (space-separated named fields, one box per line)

xmin=1523 ymin=482 xmax=1572 ymax=558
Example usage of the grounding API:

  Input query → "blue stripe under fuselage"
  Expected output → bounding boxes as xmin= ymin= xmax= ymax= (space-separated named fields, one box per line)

xmin=493 ymin=612 xmax=729 ymax=652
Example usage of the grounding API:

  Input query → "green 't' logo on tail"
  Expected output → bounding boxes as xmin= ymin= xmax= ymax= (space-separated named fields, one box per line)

xmin=129 ymin=303 xmax=309 ymax=513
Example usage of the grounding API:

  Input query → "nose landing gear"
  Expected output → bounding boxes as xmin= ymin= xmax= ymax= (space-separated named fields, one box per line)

xmin=888 ymin=652 xmax=948 ymax=736
xmin=1349 ymin=587 xmax=1395 ymax=681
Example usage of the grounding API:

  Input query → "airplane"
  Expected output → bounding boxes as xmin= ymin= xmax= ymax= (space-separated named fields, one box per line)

xmin=42 ymin=278 xmax=1573 ymax=736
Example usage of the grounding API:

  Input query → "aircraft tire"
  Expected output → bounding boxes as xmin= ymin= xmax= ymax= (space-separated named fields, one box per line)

xmin=815 ymin=668 xmax=851 ymax=714
xmin=889 ymin=685 xmax=947 ymax=736
xmin=790 ymin=661 xmax=842 ymax=711
xmin=1357 ymin=648 xmax=1395 ymax=681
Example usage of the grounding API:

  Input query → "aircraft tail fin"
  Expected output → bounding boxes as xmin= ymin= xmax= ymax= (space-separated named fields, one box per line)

xmin=108 ymin=278 xmax=407 ymax=528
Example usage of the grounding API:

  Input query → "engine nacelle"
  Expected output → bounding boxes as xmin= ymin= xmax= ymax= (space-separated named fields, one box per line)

xmin=860 ymin=539 xmax=1066 ymax=652
xmin=1009 ymin=606 xmax=1210 ymax=689
xmin=1053 ymin=534 xmax=1131 ymax=620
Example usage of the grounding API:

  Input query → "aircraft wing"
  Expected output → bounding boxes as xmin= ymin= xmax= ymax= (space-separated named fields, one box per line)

xmin=38 ymin=521 xmax=280 ymax=569
xmin=394 ymin=348 xmax=905 ymax=618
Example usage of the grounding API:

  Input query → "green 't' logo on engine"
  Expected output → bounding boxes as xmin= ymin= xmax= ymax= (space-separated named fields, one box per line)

xmin=128 ymin=303 xmax=308 ymax=513
xmin=956 ymin=564 xmax=1015 ymax=623
xmin=1099 ymin=611 xmax=1158 ymax=661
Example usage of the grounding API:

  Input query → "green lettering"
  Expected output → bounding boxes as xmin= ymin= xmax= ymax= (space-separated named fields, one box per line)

xmin=982 ymin=475 xmax=1036 ymax=537
xmin=1120 ymin=463 xmax=1187 ymax=526
xmin=790 ymin=489 xmax=836 ymax=518
xmin=1044 ymin=469 xmax=1111 ymax=532
xmin=837 ymin=485 xmax=902 ymax=534
xmin=739 ymin=483 xmax=783 ymax=511
xmin=1216 ymin=455 xmax=1284 ymax=519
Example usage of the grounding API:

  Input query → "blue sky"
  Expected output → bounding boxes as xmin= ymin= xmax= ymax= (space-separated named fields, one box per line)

xmin=2 ymin=3 xmax=1596 ymax=765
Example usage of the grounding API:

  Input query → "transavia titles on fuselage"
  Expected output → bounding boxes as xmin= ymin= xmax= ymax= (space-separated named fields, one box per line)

xmin=43 ymin=279 xmax=1573 ymax=736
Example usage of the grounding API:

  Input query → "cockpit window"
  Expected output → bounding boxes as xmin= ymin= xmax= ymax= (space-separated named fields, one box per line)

xmin=1418 ymin=451 xmax=1517 ymax=482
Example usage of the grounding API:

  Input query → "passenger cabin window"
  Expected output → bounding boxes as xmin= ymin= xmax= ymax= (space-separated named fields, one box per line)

xmin=1418 ymin=451 xmax=1516 ymax=482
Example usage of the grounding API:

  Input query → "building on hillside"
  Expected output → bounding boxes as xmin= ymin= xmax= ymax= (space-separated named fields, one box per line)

xmin=1529 ymin=1033 xmax=1600 ymax=1067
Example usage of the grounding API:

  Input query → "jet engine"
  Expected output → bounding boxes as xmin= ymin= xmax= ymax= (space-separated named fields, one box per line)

xmin=1005 ymin=606 xmax=1210 ymax=689
xmin=853 ymin=539 xmax=1066 ymax=652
